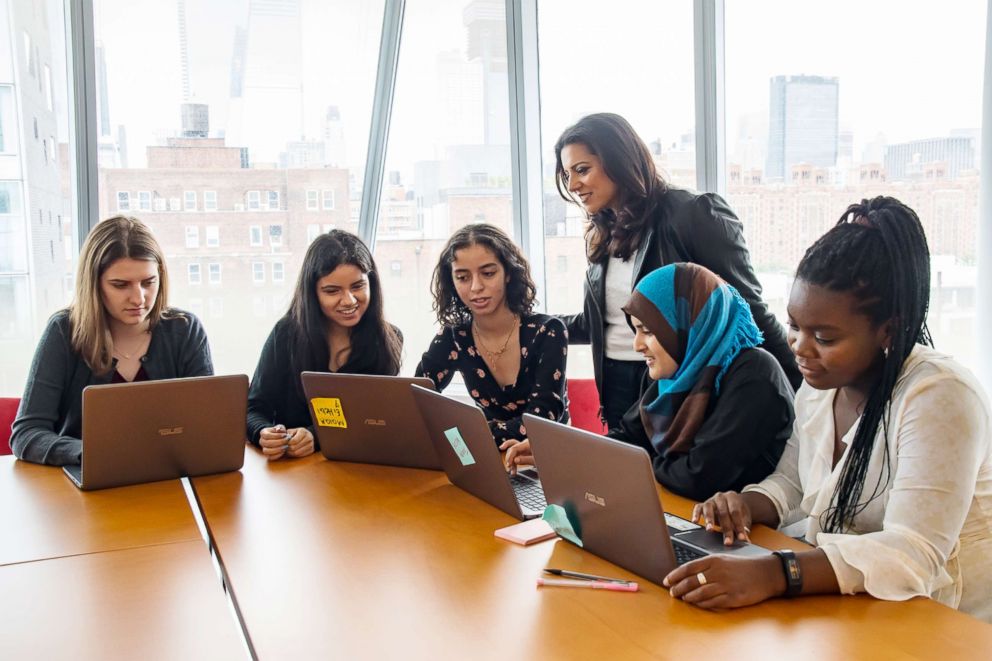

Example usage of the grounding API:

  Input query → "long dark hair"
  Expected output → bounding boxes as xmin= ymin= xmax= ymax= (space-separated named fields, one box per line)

xmin=554 ymin=113 xmax=668 ymax=263
xmin=288 ymin=230 xmax=402 ymax=385
xmin=796 ymin=196 xmax=932 ymax=533
xmin=431 ymin=223 xmax=536 ymax=327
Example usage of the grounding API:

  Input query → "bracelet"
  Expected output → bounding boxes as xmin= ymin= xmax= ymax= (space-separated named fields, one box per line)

xmin=772 ymin=549 xmax=803 ymax=597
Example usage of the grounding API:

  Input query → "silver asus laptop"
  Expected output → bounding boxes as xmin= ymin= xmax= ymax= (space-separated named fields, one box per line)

xmin=302 ymin=372 xmax=442 ymax=470
xmin=524 ymin=413 xmax=770 ymax=586
xmin=410 ymin=384 xmax=546 ymax=520
xmin=64 ymin=374 xmax=249 ymax=491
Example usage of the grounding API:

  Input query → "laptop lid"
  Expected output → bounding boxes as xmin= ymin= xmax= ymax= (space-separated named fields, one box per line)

xmin=524 ymin=413 xmax=677 ymax=585
xmin=410 ymin=384 xmax=532 ymax=520
xmin=525 ymin=414 xmax=769 ymax=585
xmin=301 ymin=372 xmax=441 ymax=470
xmin=71 ymin=374 xmax=249 ymax=491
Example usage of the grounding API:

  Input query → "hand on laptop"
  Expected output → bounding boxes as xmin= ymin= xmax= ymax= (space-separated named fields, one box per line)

xmin=692 ymin=491 xmax=753 ymax=546
xmin=499 ymin=439 xmax=532 ymax=475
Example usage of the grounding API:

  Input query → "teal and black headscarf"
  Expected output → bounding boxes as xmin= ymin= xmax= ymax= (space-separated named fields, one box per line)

xmin=622 ymin=263 xmax=762 ymax=455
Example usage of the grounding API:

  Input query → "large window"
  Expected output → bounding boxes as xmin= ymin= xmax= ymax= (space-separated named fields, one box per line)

xmin=725 ymin=0 xmax=987 ymax=366
xmin=94 ymin=0 xmax=385 ymax=376
xmin=372 ymin=0 xmax=516 ymax=373
xmin=537 ymin=0 xmax=696 ymax=377
xmin=0 ymin=0 xmax=75 ymax=395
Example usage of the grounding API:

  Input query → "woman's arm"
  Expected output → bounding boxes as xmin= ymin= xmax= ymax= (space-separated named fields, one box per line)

xmin=651 ymin=356 xmax=795 ymax=502
xmin=10 ymin=315 xmax=82 ymax=466
xmin=680 ymin=193 xmax=801 ymax=389
xmin=176 ymin=312 xmax=214 ymax=377
xmin=557 ymin=312 xmax=590 ymax=345
xmin=246 ymin=324 xmax=287 ymax=447
xmin=414 ymin=328 xmax=458 ymax=392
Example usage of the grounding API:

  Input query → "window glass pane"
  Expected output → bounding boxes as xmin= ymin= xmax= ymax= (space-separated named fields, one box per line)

xmin=537 ymin=0 xmax=695 ymax=378
xmin=725 ymin=0 xmax=986 ymax=365
xmin=1 ymin=0 xmax=76 ymax=395
xmin=95 ymin=0 xmax=385 ymax=376
xmin=373 ymin=0 xmax=514 ymax=374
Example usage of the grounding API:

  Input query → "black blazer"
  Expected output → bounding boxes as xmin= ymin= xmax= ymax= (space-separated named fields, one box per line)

xmin=560 ymin=188 xmax=801 ymax=400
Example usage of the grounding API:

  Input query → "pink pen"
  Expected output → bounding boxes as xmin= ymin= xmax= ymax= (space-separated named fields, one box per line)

xmin=537 ymin=577 xmax=639 ymax=592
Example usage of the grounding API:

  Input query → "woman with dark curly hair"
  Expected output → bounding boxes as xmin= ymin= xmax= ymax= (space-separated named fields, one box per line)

xmin=417 ymin=223 xmax=568 ymax=470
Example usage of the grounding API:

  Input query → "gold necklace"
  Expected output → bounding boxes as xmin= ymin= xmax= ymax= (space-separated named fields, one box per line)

xmin=473 ymin=316 xmax=519 ymax=363
xmin=113 ymin=333 xmax=149 ymax=360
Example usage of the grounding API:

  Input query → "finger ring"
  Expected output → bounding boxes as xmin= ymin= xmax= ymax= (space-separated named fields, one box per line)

xmin=744 ymin=526 xmax=751 ymax=534
xmin=696 ymin=572 xmax=707 ymax=586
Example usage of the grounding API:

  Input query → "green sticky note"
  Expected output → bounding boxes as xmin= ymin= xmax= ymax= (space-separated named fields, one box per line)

xmin=542 ymin=504 xmax=583 ymax=547
xmin=443 ymin=427 xmax=475 ymax=466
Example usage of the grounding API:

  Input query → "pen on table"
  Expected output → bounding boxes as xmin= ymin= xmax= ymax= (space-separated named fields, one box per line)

xmin=543 ymin=568 xmax=633 ymax=584
xmin=537 ymin=577 xmax=639 ymax=592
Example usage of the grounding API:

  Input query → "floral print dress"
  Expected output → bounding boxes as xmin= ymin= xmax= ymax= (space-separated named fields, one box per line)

xmin=416 ymin=313 xmax=569 ymax=445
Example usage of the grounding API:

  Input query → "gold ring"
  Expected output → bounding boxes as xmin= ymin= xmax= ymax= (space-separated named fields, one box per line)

xmin=696 ymin=572 xmax=707 ymax=586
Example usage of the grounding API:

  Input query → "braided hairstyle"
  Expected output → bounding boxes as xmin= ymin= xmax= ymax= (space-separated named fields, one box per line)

xmin=795 ymin=196 xmax=933 ymax=533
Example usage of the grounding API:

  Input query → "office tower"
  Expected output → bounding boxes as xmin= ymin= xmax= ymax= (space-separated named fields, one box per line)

xmin=884 ymin=136 xmax=976 ymax=181
xmin=765 ymin=75 xmax=839 ymax=182
xmin=322 ymin=105 xmax=346 ymax=167
xmin=227 ymin=0 xmax=304 ymax=164
xmin=462 ymin=0 xmax=509 ymax=145
xmin=0 ymin=0 xmax=74 ymax=392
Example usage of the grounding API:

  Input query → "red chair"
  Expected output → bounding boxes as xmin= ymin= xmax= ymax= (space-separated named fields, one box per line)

xmin=566 ymin=379 xmax=606 ymax=434
xmin=0 ymin=397 xmax=19 ymax=456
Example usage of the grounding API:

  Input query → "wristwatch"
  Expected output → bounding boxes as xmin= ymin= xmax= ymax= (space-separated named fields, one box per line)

xmin=773 ymin=549 xmax=803 ymax=597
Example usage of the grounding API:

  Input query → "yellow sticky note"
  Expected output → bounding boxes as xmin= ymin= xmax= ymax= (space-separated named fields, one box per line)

xmin=311 ymin=397 xmax=348 ymax=429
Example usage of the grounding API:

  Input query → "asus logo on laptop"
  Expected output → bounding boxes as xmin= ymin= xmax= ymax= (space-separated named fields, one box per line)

xmin=364 ymin=419 xmax=386 ymax=426
xmin=158 ymin=427 xmax=184 ymax=436
xmin=584 ymin=492 xmax=606 ymax=507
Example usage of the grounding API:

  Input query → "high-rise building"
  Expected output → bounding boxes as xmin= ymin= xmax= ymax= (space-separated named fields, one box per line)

xmin=227 ymin=0 xmax=304 ymax=164
xmin=765 ymin=75 xmax=839 ymax=182
xmin=884 ymin=136 xmax=976 ymax=181
xmin=462 ymin=0 xmax=509 ymax=146
xmin=0 ymin=0 xmax=74 ymax=392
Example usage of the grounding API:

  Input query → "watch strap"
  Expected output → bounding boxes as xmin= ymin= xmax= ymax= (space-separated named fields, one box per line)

xmin=773 ymin=549 xmax=803 ymax=597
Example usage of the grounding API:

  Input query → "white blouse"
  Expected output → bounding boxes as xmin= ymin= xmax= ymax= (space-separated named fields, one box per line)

xmin=744 ymin=345 xmax=992 ymax=622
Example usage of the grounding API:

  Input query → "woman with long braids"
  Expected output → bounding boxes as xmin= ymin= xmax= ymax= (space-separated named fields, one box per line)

xmin=664 ymin=197 xmax=992 ymax=621
xmin=247 ymin=230 xmax=403 ymax=460
xmin=418 ymin=223 xmax=568 ymax=463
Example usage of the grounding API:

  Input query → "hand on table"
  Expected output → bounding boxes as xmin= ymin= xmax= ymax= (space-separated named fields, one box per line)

xmin=692 ymin=491 xmax=753 ymax=546
xmin=498 ymin=439 xmax=532 ymax=475
xmin=663 ymin=554 xmax=785 ymax=610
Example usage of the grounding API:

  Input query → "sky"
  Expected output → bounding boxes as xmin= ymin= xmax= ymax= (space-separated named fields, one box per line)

xmin=84 ymin=0 xmax=987 ymax=173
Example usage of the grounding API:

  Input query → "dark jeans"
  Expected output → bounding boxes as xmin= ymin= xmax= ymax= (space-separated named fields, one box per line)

xmin=602 ymin=358 xmax=648 ymax=432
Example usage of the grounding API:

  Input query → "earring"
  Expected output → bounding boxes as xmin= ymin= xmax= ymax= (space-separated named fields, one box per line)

xmin=883 ymin=347 xmax=890 ymax=359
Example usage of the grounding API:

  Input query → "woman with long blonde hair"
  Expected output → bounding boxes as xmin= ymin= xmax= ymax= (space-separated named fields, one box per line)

xmin=11 ymin=215 xmax=213 ymax=466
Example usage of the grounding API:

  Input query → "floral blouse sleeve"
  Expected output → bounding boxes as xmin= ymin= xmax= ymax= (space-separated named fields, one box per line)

xmin=487 ymin=316 xmax=569 ymax=445
xmin=415 ymin=327 xmax=459 ymax=391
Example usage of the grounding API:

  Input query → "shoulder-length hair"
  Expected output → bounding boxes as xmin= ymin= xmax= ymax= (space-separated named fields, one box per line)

xmin=430 ymin=223 xmax=536 ymax=327
xmin=554 ymin=113 xmax=668 ymax=263
xmin=287 ymin=230 xmax=402 ymax=382
xmin=70 ymin=215 xmax=173 ymax=375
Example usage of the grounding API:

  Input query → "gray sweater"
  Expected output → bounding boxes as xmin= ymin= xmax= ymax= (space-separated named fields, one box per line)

xmin=11 ymin=309 xmax=213 ymax=466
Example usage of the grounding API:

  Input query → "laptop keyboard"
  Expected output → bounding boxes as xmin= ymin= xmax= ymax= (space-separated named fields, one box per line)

xmin=672 ymin=542 xmax=706 ymax=566
xmin=510 ymin=474 xmax=547 ymax=511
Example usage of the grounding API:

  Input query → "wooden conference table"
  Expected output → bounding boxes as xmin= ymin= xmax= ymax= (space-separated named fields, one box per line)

xmin=0 ymin=457 xmax=245 ymax=660
xmin=191 ymin=450 xmax=992 ymax=660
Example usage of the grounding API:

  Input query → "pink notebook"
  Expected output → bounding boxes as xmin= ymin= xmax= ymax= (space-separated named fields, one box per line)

xmin=494 ymin=519 xmax=558 ymax=546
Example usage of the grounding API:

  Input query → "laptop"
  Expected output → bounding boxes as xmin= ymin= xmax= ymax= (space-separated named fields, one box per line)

xmin=524 ymin=413 xmax=770 ymax=586
xmin=65 ymin=374 xmax=249 ymax=491
xmin=302 ymin=372 xmax=442 ymax=470
xmin=410 ymin=384 xmax=546 ymax=520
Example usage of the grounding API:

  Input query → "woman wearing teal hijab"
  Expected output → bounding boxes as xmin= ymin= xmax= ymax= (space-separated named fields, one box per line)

xmin=613 ymin=263 xmax=795 ymax=501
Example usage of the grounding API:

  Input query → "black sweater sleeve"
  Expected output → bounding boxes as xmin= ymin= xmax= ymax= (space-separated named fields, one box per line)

xmin=651 ymin=349 xmax=795 ymax=502
xmin=246 ymin=322 xmax=292 ymax=446
xmin=680 ymin=194 xmax=801 ymax=390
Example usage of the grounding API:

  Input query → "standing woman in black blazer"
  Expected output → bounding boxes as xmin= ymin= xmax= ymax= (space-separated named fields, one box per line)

xmin=554 ymin=113 xmax=800 ymax=430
